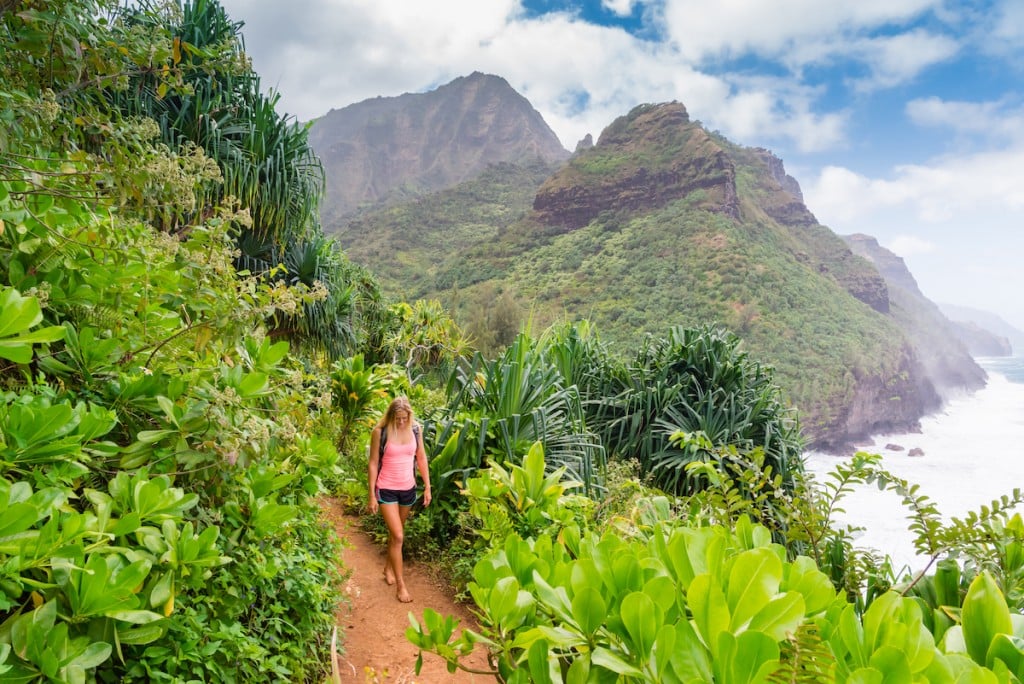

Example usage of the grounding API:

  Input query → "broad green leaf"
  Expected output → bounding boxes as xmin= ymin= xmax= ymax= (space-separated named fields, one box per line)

xmin=116 ymin=622 xmax=166 ymax=646
xmin=0 ymin=503 xmax=39 ymax=537
xmin=236 ymin=371 xmax=268 ymax=397
xmin=591 ymin=647 xmax=645 ymax=677
xmin=962 ymin=572 xmax=1013 ymax=665
xmin=986 ymin=634 xmax=1024 ymax=676
xmin=514 ymin=625 xmax=586 ymax=650
xmin=862 ymin=592 xmax=903 ymax=653
xmin=847 ymin=667 xmax=885 ymax=684
xmin=571 ymin=586 xmax=607 ymax=636
xmin=66 ymin=641 xmax=111 ymax=670
xmin=488 ymin=576 xmax=520 ymax=623
xmin=565 ymin=654 xmax=591 ymax=684
xmin=643 ymin=574 xmax=678 ymax=621
xmin=868 ymin=645 xmax=912 ymax=684
xmin=784 ymin=556 xmax=836 ymax=615
xmin=747 ymin=592 xmax=805 ymax=641
xmin=532 ymin=571 xmax=573 ymax=624
xmin=943 ymin=626 xmax=968 ymax=655
xmin=249 ymin=502 xmax=297 ymax=535
xmin=621 ymin=591 xmax=660 ymax=660
xmin=610 ymin=551 xmax=642 ymax=596
xmin=730 ymin=630 xmax=780 ymax=684
xmin=527 ymin=640 xmax=557 ymax=684
xmin=838 ymin=604 xmax=869 ymax=668
xmin=937 ymin=654 xmax=999 ymax=684
xmin=652 ymin=623 xmax=676 ymax=681
xmin=0 ymin=287 xmax=42 ymax=335
xmin=935 ymin=559 xmax=962 ymax=608
xmin=727 ymin=548 xmax=782 ymax=631
xmin=666 ymin=618 xmax=713 ymax=682
xmin=0 ymin=326 xmax=65 ymax=363
xmin=689 ymin=573 xmax=729 ymax=658
xmin=666 ymin=529 xmax=698 ymax=587
xmin=105 ymin=610 xmax=163 ymax=624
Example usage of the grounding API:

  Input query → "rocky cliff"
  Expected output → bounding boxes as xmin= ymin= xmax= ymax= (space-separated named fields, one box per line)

xmin=310 ymin=72 xmax=570 ymax=222
xmin=948 ymin=321 xmax=1013 ymax=356
xmin=533 ymin=103 xmax=739 ymax=230
xmin=843 ymin=233 xmax=987 ymax=397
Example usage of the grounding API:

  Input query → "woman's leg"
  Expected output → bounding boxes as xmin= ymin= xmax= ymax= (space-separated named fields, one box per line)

xmin=380 ymin=503 xmax=413 ymax=602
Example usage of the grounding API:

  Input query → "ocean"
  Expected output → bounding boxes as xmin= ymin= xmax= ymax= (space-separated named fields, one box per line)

xmin=804 ymin=356 xmax=1024 ymax=573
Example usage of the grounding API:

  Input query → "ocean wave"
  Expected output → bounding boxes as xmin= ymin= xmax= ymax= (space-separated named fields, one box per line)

xmin=804 ymin=357 xmax=1024 ymax=572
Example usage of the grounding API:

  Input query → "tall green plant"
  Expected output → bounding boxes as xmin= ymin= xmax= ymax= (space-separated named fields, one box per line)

xmin=586 ymin=325 xmax=803 ymax=497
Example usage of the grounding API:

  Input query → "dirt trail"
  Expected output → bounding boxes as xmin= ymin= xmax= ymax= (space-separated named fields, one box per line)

xmin=321 ymin=499 xmax=494 ymax=683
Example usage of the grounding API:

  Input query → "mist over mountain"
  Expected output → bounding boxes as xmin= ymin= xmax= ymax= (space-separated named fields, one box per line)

xmin=842 ymin=234 xmax=988 ymax=395
xmin=309 ymin=72 xmax=569 ymax=222
xmin=315 ymin=76 xmax=990 ymax=452
xmin=939 ymin=303 xmax=1021 ymax=356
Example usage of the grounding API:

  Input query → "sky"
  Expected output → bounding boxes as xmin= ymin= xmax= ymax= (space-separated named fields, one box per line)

xmin=217 ymin=0 xmax=1024 ymax=333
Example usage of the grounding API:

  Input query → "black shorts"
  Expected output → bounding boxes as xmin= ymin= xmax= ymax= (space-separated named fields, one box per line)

xmin=376 ymin=487 xmax=417 ymax=507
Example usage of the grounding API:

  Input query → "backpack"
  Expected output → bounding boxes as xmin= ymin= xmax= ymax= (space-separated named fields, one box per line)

xmin=377 ymin=424 xmax=421 ymax=478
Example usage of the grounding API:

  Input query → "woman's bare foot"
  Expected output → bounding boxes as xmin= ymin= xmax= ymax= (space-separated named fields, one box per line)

xmin=383 ymin=566 xmax=396 ymax=586
xmin=396 ymin=584 xmax=412 ymax=603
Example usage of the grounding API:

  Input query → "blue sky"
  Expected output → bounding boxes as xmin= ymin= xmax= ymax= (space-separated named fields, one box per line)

xmin=219 ymin=0 xmax=1024 ymax=333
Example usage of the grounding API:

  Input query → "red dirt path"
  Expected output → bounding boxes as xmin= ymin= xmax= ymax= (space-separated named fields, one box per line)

xmin=320 ymin=499 xmax=494 ymax=683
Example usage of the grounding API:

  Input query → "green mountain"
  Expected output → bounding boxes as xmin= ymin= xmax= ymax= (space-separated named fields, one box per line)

xmin=323 ymin=92 xmax=983 ymax=452
xmin=309 ymin=71 xmax=569 ymax=223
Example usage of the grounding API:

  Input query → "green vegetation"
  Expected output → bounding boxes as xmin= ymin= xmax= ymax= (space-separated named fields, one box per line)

xmin=0 ymin=0 xmax=425 ymax=679
xmin=409 ymin=445 xmax=1024 ymax=683
xmin=331 ymin=159 xmax=558 ymax=300
xmin=5 ymin=2 xmax=1023 ymax=683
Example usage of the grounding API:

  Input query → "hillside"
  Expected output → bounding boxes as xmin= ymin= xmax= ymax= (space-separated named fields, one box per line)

xmin=319 ymin=91 xmax=983 ymax=451
xmin=310 ymin=71 xmax=569 ymax=223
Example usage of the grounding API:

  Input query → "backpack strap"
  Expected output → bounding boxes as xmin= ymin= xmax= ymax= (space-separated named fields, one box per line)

xmin=376 ymin=427 xmax=387 ymax=477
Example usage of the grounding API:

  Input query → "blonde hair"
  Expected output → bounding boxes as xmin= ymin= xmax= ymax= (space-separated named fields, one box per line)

xmin=377 ymin=396 xmax=414 ymax=431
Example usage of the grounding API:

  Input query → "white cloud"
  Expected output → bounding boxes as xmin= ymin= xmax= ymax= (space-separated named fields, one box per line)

xmin=986 ymin=0 xmax=1024 ymax=56
xmin=850 ymin=29 xmax=960 ymax=91
xmin=658 ymin=0 xmax=938 ymax=62
xmin=886 ymin=234 xmax=935 ymax=256
xmin=907 ymin=97 xmax=1024 ymax=141
xmin=601 ymin=0 xmax=636 ymax=17
xmin=807 ymin=144 xmax=1024 ymax=228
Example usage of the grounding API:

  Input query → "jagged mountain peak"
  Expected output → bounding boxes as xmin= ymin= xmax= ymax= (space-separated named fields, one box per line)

xmin=533 ymin=101 xmax=738 ymax=230
xmin=310 ymin=72 xmax=570 ymax=221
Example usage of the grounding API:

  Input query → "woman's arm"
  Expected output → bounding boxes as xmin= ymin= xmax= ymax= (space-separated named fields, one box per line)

xmin=415 ymin=424 xmax=431 ymax=507
xmin=368 ymin=426 xmax=381 ymax=514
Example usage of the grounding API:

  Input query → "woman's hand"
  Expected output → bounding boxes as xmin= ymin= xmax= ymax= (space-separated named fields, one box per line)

xmin=368 ymin=496 xmax=379 ymax=515
xmin=422 ymin=486 xmax=431 ymax=508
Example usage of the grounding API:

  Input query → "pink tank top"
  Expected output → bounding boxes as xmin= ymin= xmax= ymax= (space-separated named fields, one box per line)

xmin=375 ymin=429 xmax=417 ymax=490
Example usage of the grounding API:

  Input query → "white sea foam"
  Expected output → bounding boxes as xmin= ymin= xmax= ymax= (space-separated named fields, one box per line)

xmin=804 ymin=358 xmax=1024 ymax=573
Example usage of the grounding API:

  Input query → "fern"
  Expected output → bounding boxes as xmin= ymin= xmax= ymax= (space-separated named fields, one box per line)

xmin=767 ymin=623 xmax=836 ymax=683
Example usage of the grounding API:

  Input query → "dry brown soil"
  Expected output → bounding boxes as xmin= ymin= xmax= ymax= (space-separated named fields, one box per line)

xmin=320 ymin=499 xmax=494 ymax=683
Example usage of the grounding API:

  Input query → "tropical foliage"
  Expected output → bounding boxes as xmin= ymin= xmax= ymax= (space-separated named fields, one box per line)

xmin=6 ymin=2 xmax=1023 ymax=683
xmin=410 ymin=447 xmax=1024 ymax=683
xmin=0 ymin=0 xmax=358 ymax=680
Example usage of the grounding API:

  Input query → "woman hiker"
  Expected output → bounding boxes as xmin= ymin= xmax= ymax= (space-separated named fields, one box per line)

xmin=368 ymin=396 xmax=432 ymax=602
